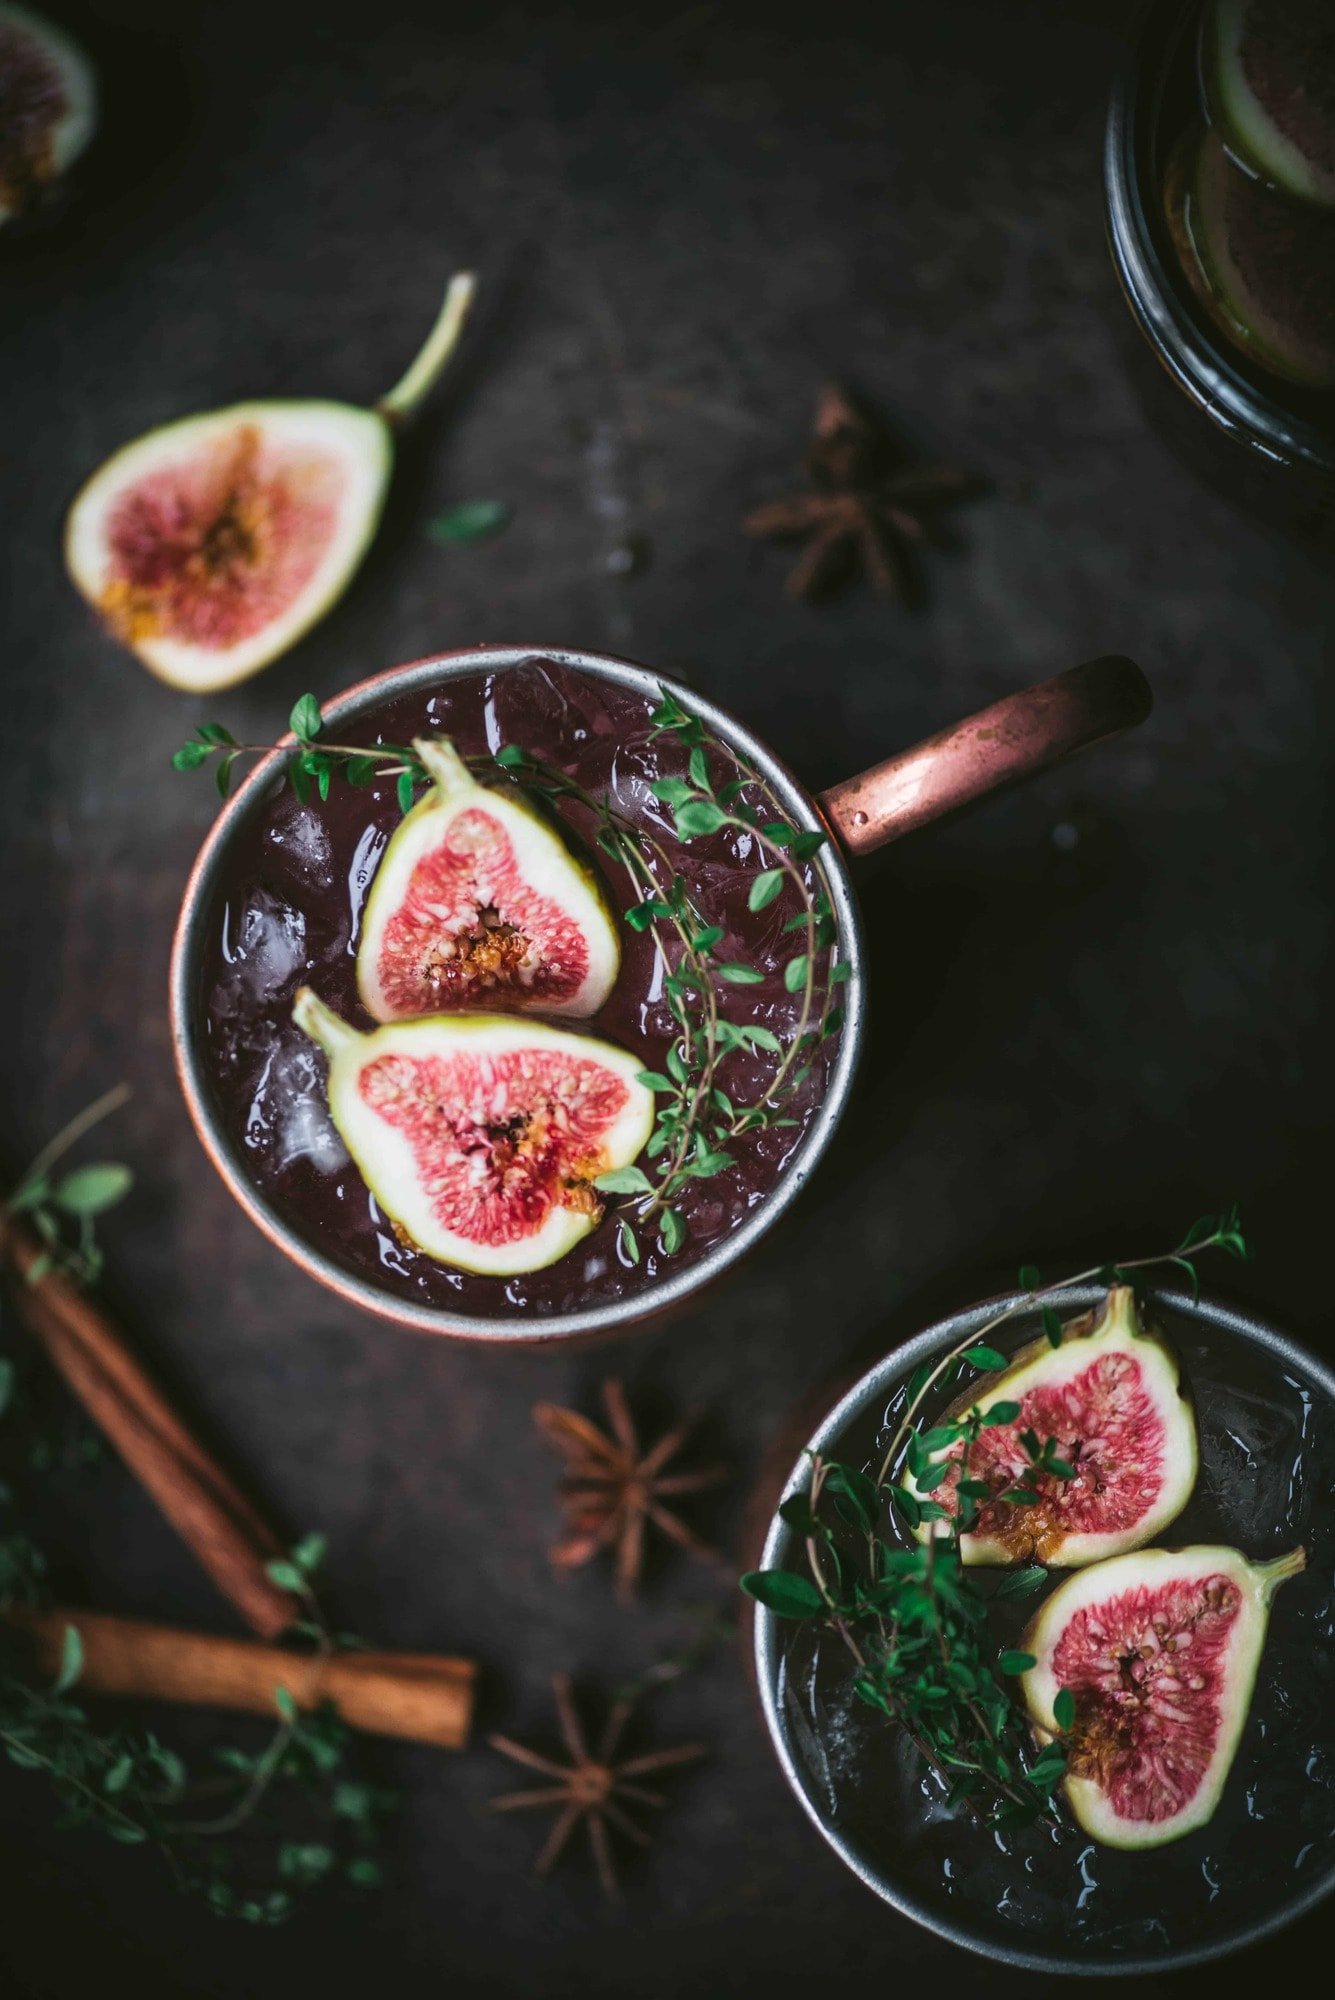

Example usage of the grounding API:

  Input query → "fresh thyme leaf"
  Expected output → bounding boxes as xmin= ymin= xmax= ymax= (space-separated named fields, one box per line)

xmin=1053 ymin=1687 xmax=1077 ymax=1732
xmin=1041 ymin=1306 xmax=1063 ymax=1349
xmin=963 ymin=1344 xmax=1008 ymax=1371
xmin=52 ymin=1623 xmax=84 ymax=1696
xmin=425 ymin=499 xmax=511 ymax=544
xmin=739 ymin=1570 xmax=823 ymax=1619
xmin=997 ymin=1650 xmax=1036 ymax=1676
xmin=595 ymin=1166 xmax=653 ymax=1196
xmin=289 ymin=694 xmax=322 ymax=743
xmin=52 ymin=1164 xmax=133 ymax=1217
xmin=717 ymin=963 xmax=764 ymax=984
xmin=748 ymin=869 xmax=784 ymax=912
xmin=995 ymin=1565 xmax=1050 ymax=1599
xmin=658 ymin=1207 xmax=686 ymax=1254
xmin=618 ymin=1218 xmax=640 ymax=1265
xmin=673 ymin=800 xmax=727 ymax=838
xmin=979 ymin=1400 xmax=1021 ymax=1426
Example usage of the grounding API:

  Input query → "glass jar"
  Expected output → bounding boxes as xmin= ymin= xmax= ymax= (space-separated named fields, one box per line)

xmin=1104 ymin=0 xmax=1335 ymax=533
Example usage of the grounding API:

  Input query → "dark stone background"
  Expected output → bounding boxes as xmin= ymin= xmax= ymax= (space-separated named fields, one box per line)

xmin=1 ymin=0 xmax=1331 ymax=1993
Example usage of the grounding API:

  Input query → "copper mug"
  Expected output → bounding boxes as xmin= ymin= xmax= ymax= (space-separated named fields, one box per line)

xmin=170 ymin=646 xmax=1151 ymax=1344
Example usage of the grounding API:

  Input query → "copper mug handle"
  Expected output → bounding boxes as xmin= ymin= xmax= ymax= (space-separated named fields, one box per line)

xmin=818 ymin=655 xmax=1152 ymax=857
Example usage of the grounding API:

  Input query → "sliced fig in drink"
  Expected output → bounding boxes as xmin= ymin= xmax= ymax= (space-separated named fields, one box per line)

xmin=64 ymin=274 xmax=476 ymax=692
xmin=1021 ymin=1543 xmax=1306 ymax=1847
xmin=0 ymin=3 xmax=96 ymax=224
xmin=1204 ymin=0 xmax=1335 ymax=207
xmin=910 ymin=1286 xmax=1197 ymax=1566
xmin=357 ymin=739 xmax=620 ymax=1023
xmin=291 ymin=991 xmax=654 ymax=1277
xmin=1165 ymin=125 xmax=1335 ymax=389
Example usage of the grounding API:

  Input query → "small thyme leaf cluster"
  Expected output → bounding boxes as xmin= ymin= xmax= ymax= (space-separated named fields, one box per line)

xmin=741 ymin=1213 xmax=1252 ymax=1831
xmin=175 ymin=689 xmax=851 ymax=1263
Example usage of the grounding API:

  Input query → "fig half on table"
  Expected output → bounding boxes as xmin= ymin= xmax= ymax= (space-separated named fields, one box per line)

xmin=357 ymin=739 xmax=621 ymax=1023
xmin=292 ymin=991 xmax=654 ymax=1278
xmin=1021 ymin=1543 xmax=1305 ymax=1848
xmin=0 ymin=4 xmax=97 ymax=226
xmin=910 ymin=1286 xmax=1198 ymax=1566
xmin=64 ymin=273 xmax=476 ymax=692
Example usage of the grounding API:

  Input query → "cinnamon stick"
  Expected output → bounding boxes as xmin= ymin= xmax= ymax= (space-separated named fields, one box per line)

xmin=3 ymin=1223 xmax=296 ymax=1640
xmin=8 ymin=1607 xmax=475 ymax=1751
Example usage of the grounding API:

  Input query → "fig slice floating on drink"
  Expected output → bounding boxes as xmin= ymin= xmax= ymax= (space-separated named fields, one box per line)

xmin=357 ymin=739 xmax=620 ymax=1022
xmin=291 ymin=990 xmax=654 ymax=1277
xmin=63 ymin=273 xmax=476 ymax=693
xmin=910 ymin=1286 xmax=1197 ymax=1566
xmin=1205 ymin=0 xmax=1335 ymax=208
xmin=1166 ymin=127 xmax=1335 ymax=390
xmin=1020 ymin=1543 xmax=1306 ymax=1848
xmin=0 ymin=4 xmax=97 ymax=226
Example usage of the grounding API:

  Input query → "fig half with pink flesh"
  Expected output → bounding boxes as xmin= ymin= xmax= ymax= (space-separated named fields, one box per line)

xmin=357 ymin=739 xmax=620 ymax=1022
xmin=1021 ymin=1543 xmax=1305 ymax=1847
xmin=910 ymin=1286 xmax=1198 ymax=1566
xmin=0 ymin=4 xmax=96 ymax=225
xmin=63 ymin=273 xmax=475 ymax=692
xmin=292 ymin=990 xmax=654 ymax=1277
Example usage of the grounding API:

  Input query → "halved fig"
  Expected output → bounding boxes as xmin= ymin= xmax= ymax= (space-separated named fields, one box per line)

xmin=1021 ymin=1543 xmax=1305 ymax=1847
xmin=1204 ymin=0 xmax=1335 ymax=207
xmin=291 ymin=990 xmax=653 ymax=1277
xmin=1166 ymin=125 xmax=1335 ymax=389
xmin=910 ymin=1286 xmax=1197 ymax=1566
xmin=357 ymin=739 xmax=620 ymax=1022
xmin=64 ymin=272 xmax=476 ymax=692
xmin=0 ymin=3 xmax=96 ymax=225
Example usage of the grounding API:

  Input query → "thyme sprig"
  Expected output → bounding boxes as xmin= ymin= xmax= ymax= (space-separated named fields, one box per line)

xmin=2 ymin=1086 xmax=133 ymax=1289
xmin=0 ymin=1482 xmax=392 ymax=1920
xmin=174 ymin=690 xmax=850 ymax=1261
xmin=741 ymin=1211 xmax=1251 ymax=1831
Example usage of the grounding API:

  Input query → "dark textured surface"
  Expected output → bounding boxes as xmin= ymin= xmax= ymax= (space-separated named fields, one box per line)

xmin=1 ymin=1 xmax=1332 ymax=1994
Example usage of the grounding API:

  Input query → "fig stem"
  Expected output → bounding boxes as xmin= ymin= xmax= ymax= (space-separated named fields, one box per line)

xmin=411 ymin=737 xmax=473 ymax=803
xmin=1258 ymin=1547 xmax=1306 ymax=1596
xmin=375 ymin=271 xmax=478 ymax=428
xmin=292 ymin=987 xmax=359 ymax=1057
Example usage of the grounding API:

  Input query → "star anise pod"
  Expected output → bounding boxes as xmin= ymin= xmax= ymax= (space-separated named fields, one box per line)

xmin=743 ymin=383 xmax=980 ymax=602
xmin=534 ymin=1379 xmax=728 ymax=1602
xmin=488 ymin=1673 xmax=705 ymax=1898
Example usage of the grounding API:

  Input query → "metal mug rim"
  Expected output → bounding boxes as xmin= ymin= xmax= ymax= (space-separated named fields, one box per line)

xmin=753 ymin=1281 xmax=1335 ymax=1975
xmin=169 ymin=644 xmax=867 ymax=1345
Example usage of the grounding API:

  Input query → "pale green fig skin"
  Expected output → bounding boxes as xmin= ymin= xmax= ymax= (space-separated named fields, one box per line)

xmin=356 ymin=738 xmax=621 ymax=1023
xmin=62 ymin=274 xmax=475 ymax=692
xmin=291 ymin=989 xmax=654 ymax=1279
xmin=1205 ymin=0 xmax=1335 ymax=209
xmin=911 ymin=1286 xmax=1198 ymax=1567
xmin=64 ymin=401 xmax=392 ymax=695
xmin=1021 ymin=1544 xmax=1306 ymax=1849
xmin=0 ymin=4 xmax=98 ymax=225
xmin=1166 ymin=127 xmax=1335 ymax=391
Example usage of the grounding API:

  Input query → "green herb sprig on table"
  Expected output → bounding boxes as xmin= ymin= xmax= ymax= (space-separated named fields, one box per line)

xmin=2 ymin=1087 xmax=133 ymax=1289
xmin=1 ymin=1096 xmax=394 ymax=1920
xmin=741 ymin=1211 xmax=1251 ymax=1831
xmin=175 ymin=690 xmax=851 ymax=1262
